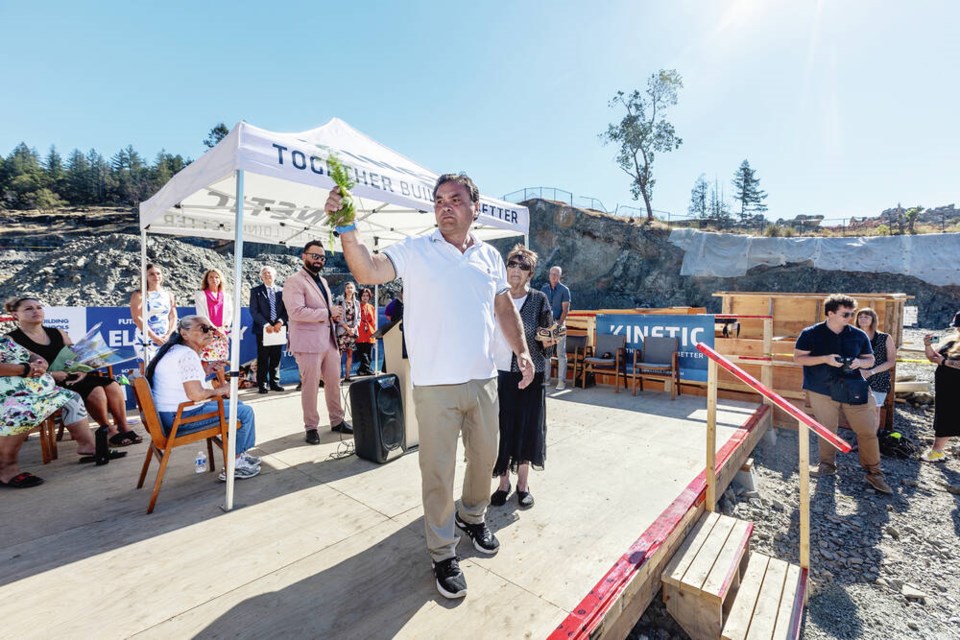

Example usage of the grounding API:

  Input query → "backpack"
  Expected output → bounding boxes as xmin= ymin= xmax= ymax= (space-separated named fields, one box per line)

xmin=877 ymin=429 xmax=918 ymax=459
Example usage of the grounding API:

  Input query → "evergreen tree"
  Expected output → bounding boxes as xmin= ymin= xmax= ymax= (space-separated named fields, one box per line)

xmin=64 ymin=148 xmax=92 ymax=204
xmin=601 ymin=69 xmax=684 ymax=221
xmin=688 ymin=174 xmax=709 ymax=220
xmin=708 ymin=179 xmax=732 ymax=227
xmin=1 ymin=143 xmax=46 ymax=209
xmin=731 ymin=159 xmax=768 ymax=222
xmin=44 ymin=145 xmax=66 ymax=196
xmin=203 ymin=123 xmax=230 ymax=149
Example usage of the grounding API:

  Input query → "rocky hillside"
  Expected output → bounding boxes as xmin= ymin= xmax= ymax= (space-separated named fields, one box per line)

xmin=1 ymin=202 xmax=958 ymax=326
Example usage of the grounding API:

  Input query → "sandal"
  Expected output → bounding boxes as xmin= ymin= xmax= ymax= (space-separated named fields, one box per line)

xmin=0 ymin=472 xmax=44 ymax=488
xmin=79 ymin=449 xmax=128 ymax=464
xmin=109 ymin=430 xmax=143 ymax=446
xmin=490 ymin=483 xmax=511 ymax=507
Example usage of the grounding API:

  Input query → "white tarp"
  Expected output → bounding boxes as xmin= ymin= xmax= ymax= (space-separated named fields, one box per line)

xmin=139 ymin=118 xmax=529 ymax=247
xmin=669 ymin=228 xmax=960 ymax=287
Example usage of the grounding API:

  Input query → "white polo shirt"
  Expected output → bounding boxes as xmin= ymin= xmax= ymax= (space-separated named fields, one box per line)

xmin=384 ymin=230 xmax=508 ymax=386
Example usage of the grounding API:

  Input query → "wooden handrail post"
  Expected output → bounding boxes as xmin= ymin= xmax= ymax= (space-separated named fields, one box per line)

xmin=761 ymin=318 xmax=774 ymax=407
xmin=706 ymin=358 xmax=718 ymax=512
xmin=798 ymin=417 xmax=810 ymax=602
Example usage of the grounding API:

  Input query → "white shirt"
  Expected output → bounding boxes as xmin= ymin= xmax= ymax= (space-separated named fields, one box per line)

xmin=151 ymin=344 xmax=211 ymax=412
xmin=494 ymin=294 xmax=526 ymax=371
xmin=384 ymin=230 xmax=508 ymax=386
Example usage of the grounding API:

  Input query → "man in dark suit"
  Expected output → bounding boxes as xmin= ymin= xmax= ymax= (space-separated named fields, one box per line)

xmin=250 ymin=265 xmax=288 ymax=394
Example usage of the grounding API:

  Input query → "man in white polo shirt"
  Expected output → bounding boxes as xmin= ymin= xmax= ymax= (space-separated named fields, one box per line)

xmin=324 ymin=173 xmax=534 ymax=600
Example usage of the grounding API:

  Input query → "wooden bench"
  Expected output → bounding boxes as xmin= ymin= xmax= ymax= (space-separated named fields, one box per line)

xmin=662 ymin=511 xmax=806 ymax=640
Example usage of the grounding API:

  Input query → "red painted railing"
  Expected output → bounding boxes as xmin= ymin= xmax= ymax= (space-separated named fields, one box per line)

xmin=696 ymin=341 xmax=850 ymax=453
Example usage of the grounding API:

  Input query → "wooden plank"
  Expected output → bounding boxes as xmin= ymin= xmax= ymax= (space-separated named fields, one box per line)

xmin=721 ymin=552 xmax=770 ymax=640
xmin=746 ymin=557 xmax=790 ymax=640
xmin=702 ymin=518 xmax=753 ymax=603
xmin=771 ymin=563 xmax=803 ymax=640
xmin=662 ymin=511 xmax=720 ymax=589
xmin=678 ymin=514 xmax=737 ymax=596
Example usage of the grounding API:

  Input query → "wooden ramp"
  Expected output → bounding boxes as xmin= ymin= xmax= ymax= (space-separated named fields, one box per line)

xmin=0 ymin=385 xmax=769 ymax=639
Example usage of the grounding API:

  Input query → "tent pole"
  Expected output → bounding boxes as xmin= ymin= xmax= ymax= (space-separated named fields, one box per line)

xmin=372 ymin=236 xmax=380 ymax=373
xmin=140 ymin=230 xmax=149 ymax=367
xmin=223 ymin=169 xmax=245 ymax=512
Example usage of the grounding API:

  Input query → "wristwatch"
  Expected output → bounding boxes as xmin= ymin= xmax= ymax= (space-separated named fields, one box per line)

xmin=21 ymin=362 xmax=32 ymax=377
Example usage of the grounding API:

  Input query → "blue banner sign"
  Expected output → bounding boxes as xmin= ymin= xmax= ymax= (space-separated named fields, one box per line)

xmin=596 ymin=314 xmax=716 ymax=382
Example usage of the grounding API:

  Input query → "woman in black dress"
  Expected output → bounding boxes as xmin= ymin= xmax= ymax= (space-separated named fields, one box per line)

xmin=922 ymin=311 xmax=960 ymax=462
xmin=490 ymin=246 xmax=554 ymax=509
xmin=5 ymin=295 xmax=142 ymax=446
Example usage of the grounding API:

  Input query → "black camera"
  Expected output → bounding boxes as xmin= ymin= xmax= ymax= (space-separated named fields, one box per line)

xmin=835 ymin=355 xmax=856 ymax=373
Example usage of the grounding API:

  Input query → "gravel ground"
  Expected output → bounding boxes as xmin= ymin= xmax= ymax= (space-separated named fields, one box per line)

xmin=631 ymin=328 xmax=960 ymax=640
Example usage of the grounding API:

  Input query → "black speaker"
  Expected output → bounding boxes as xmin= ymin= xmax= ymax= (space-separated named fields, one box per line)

xmin=349 ymin=374 xmax=405 ymax=464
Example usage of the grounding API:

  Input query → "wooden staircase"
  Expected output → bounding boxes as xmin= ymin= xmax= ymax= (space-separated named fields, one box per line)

xmin=662 ymin=511 xmax=807 ymax=640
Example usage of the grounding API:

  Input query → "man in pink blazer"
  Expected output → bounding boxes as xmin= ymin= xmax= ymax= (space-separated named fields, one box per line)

xmin=284 ymin=240 xmax=352 ymax=443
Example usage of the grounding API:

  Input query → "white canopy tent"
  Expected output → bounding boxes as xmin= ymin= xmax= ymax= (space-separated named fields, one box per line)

xmin=138 ymin=117 xmax=530 ymax=510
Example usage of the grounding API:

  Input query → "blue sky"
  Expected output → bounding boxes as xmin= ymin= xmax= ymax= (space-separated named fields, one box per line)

xmin=1 ymin=0 xmax=957 ymax=222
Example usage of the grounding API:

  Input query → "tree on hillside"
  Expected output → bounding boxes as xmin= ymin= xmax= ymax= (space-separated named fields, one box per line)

xmin=601 ymin=69 xmax=684 ymax=221
xmin=44 ymin=146 xmax=65 ymax=195
xmin=688 ymin=174 xmax=709 ymax=222
xmin=203 ymin=123 xmax=230 ymax=149
xmin=905 ymin=206 xmax=923 ymax=235
xmin=731 ymin=159 xmax=767 ymax=223
xmin=0 ymin=143 xmax=47 ymax=209
xmin=709 ymin=179 xmax=733 ymax=227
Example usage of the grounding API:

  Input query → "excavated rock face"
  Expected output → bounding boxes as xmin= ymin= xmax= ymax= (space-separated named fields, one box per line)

xmin=518 ymin=200 xmax=960 ymax=327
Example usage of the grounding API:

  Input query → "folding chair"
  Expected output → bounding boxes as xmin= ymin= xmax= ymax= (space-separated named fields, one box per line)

xmin=628 ymin=336 xmax=680 ymax=399
xmin=132 ymin=377 xmax=229 ymax=514
xmin=581 ymin=334 xmax=626 ymax=391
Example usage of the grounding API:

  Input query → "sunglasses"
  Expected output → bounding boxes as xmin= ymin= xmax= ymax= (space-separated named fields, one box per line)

xmin=839 ymin=311 xmax=854 ymax=318
xmin=198 ymin=324 xmax=216 ymax=334
xmin=305 ymin=253 xmax=326 ymax=261
xmin=506 ymin=261 xmax=532 ymax=272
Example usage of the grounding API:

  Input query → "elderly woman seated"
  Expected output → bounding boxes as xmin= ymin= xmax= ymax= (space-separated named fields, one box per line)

xmin=5 ymin=295 xmax=143 ymax=447
xmin=0 ymin=336 xmax=114 ymax=488
xmin=145 ymin=315 xmax=261 ymax=481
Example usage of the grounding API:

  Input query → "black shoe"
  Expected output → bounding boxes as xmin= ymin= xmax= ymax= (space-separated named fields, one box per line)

xmin=517 ymin=489 xmax=535 ymax=509
xmin=454 ymin=513 xmax=500 ymax=555
xmin=269 ymin=384 xmax=284 ymax=392
xmin=490 ymin=483 xmax=510 ymax=507
xmin=331 ymin=421 xmax=353 ymax=435
xmin=258 ymin=386 xmax=269 ymax=394
xmin=305 ymin=429 xmax=321 ymax=445
xmin=432 ymin=557 xmax=467 ymax=599
xmin=296 ymin=382 xmax=302 ymax=391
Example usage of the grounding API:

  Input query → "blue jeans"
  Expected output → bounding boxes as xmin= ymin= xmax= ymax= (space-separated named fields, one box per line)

xmin=158 ymin=401 xmax=256 ymax=454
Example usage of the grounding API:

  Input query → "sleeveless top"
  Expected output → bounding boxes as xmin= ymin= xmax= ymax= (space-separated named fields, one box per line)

xmin=867 ymin=331 xmax=891 ymax=393
xmin=7 ymin=326 xmax=65 ymax=365
xmin=135 ymin=289 xmax=173 ymax=341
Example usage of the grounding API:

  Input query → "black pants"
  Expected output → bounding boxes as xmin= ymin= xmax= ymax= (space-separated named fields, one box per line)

xmin=356 ymin=342 xmax=374 ymax=374
xmin=256 ymin=341 xmax=283 ymax=387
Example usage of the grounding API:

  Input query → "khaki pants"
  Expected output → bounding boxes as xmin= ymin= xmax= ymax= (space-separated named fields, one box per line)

xmin=413 ymin=378 xmax=499 ymax=562
xmin=807 ymin=390 xmax=880 ymax=469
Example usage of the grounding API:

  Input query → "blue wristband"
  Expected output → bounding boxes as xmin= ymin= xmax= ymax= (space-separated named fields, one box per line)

xmin=335 ymin=224 xmax=357 ymax=235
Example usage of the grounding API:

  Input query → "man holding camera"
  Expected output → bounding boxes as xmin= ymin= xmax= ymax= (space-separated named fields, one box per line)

xmin=794 ymin=294 xmax=892 ymax=495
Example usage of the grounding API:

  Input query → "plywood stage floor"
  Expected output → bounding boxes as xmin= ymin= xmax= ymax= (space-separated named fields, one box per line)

xmin=0 ymin=383 xmax=767 ymax=639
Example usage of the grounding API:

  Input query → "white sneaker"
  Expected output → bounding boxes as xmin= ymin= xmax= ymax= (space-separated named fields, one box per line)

xmin=556 ymin=380 xmax=566 ymax=391
xmin=218 ymin=456 xmax=261 ymax=481
xmin=241 ymin=451 xmax=261 ymax=465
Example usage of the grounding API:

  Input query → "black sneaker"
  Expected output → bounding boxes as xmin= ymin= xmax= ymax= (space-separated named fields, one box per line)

xmin=432 ymin=557 xmax=467 ymax=599
xmin=454 ymin=513 xmax=500 ymax=555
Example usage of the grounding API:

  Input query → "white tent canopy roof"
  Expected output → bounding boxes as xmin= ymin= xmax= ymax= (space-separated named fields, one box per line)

xmin=139 ymin=118 xmax=529 ymax=248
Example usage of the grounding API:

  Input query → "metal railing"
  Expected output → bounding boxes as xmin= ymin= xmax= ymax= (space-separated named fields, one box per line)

xmin=696 ymin=340 xmax=850 ymax=593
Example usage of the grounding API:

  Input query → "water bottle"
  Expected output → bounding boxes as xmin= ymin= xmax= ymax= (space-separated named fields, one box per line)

xmin=195 ymin=450 xmax=207 ymax=474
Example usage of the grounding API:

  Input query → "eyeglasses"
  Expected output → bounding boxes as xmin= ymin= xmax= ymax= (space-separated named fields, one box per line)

xmin=305 ymin=253 xmax=326 ymax=261
xmin=839 ymin=311 xmax=854 ymax=318
xmin=506 ymin=261 xmax=532 ymax=272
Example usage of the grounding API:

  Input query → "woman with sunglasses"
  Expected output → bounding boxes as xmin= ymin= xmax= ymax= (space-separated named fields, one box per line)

xmin=921 ymin=311 xmax=960 ymax=462
xmin=856 ymin=307 xmax=897 ymax=431
xmin=489 ymin=245 xmax=555 ymax=509
xmin=145 ymin=315 xmax=260 ymax=481
xmin=5 ymin=295 xmax=143 ymax=447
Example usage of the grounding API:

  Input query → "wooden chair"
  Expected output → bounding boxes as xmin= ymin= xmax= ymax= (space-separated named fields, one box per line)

xmin=552 ymin=334 xmax=587 ymax=385
xmin=31 ymin=411 xmax=61 ymax=464
xmin=132 ymin=377 xmax=229 ymax=514
xmin=581 ymin=334 xmax=626 ymax=391
xmin=627 ymin=336 xmax=680 ymax=400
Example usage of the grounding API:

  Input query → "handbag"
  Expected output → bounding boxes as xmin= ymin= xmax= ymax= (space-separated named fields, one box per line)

xmin=829 ymin=375 xmax=870 ymax=405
